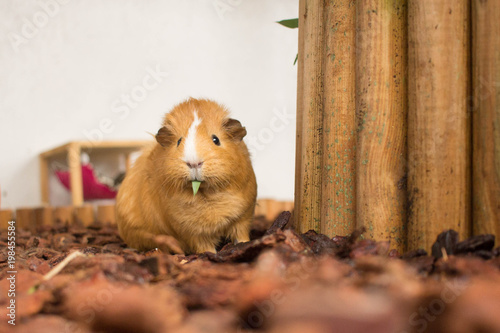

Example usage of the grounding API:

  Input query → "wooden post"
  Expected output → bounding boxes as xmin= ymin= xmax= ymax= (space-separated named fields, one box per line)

xmin=472 ymin=0 xmax=500 ymax=245
xmin=295 ymin=0 xmax=325 ymax=233
xmin=97 ymin=205 xmax=116 ymax=224
xmin=355 ymin=0 xmax=408 ymax=252
xmin=296 ymin=0 xmax=359 ymax=237
xmin=321 ymin=0 xmax=357 ymax=237
xmin=53 ymin=206 xmax=75 ymax=225
xmin=0 ymin=209 xmax=14 ymax=230
xmin=268 ymin=200 xmax=288 ymax=222
xmin=15 ymin=208 xmax=36 ymax=231
xmin=255 ymin=199 xmax=294 ymax=221
xmin=283 ymin=201 xmax=294 ymax=214
xmin=263 ymin=199 xmax=279 ymax=222
xmin=407 ymin=0 xmax=471 ymax=251
xmin=254 ymin=199 xmax=268 ymax=217
xmin=74 ymin=205 xmax=95 ymax=226
xmin=39 ymin=155 xmax=50 ymax=205
xmin=34 ymin=207 xmax=53 ymax=229
xmin=68 ymin=142 xmax=83 ymax=206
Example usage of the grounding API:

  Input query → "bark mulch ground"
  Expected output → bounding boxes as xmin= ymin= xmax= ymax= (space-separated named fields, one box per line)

xmin=1 ymin=212 xmax=500 ymax=333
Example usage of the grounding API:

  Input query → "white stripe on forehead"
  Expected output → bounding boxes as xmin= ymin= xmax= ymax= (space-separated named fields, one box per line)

xmin=183 ymin=110 xmax=202 ymax=163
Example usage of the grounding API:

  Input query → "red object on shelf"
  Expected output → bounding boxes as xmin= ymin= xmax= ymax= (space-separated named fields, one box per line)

xmin=55 ymin=164 xmax=117 ymax=200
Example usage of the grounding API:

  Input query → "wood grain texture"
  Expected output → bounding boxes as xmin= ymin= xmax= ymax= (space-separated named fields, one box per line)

xmin=293 ymin=0 xmax=305 ymax=232
xmin=39 ymin=155 xmax=50 ymax=205
xmin=97 ymin=205 xmax=116 ymax=225
xmin=321 ymin=0 xmax=357 ymax=237
xmin=39 ymin=140 xmax=151 ymax=158
xmin=256 ymin=199 xmax=294 ymax=222
xmin=68 ymin=143 xmax=83 ymax=206
xmin=0 ymin=209 xmax=14 ymax=230
xmin=74 ymin=205 xmax=95 ymax=226
xmin=407 ymin=0 xmax=471 ymax=251
xmin=472 ymin=0 xmax=500 ymax=245
xmin=34 ymin=207 xmax=52 ymax=228
xmin=295 ymin=0 xmax=325 ymax=233
xmin=355 ymin=0 xmax=408 ymax=252
xmin=15 ymin=208 xmax=35 ymax=231
xmin=53 ymin=206 xmax=75 ymax=225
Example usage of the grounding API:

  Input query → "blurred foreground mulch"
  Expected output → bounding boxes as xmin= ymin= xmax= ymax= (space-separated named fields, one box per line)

xmin=1 ymin=212 xmax=500 ymax=333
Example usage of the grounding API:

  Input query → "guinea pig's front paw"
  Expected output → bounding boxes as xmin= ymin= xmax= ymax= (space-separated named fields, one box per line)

xmin=191 ymin=242 xmax=217 ymax=254
xmin=233 ymin=236 xmax=250 ymax=244
xmin=198 ymin=246 xmax=217 ymax=254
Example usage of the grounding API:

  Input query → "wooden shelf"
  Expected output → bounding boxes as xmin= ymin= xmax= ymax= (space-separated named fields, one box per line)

xmin=40 ymin=140 xmax=151 ymax=206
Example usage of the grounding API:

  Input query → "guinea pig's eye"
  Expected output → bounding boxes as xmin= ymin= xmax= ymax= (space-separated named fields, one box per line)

xmin=212 ymin=135 xmax=220 ymax=146
xmin=177 ymin=137 xmax=182 ymax=147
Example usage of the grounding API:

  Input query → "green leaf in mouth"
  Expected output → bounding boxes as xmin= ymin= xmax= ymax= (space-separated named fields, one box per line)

xmin=192 ymin=181 xmax=201 ymax=196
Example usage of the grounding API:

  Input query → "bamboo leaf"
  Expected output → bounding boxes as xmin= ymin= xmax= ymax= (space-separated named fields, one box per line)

xmin=277 ymin=18 xmax=298 ymax=29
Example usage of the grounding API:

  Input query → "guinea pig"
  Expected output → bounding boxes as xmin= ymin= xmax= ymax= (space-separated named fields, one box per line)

xmin=116 ymin=98 xmax=257 ymax=254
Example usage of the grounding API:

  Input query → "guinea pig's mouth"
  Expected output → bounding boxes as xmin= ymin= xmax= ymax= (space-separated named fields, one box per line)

xmin=187 ymin=167 xmax=204 ymax=182
xmin=189 ymin=177 xmax=203 ymax=182
xmin=186 ymin=179 xmax=205 ymax=195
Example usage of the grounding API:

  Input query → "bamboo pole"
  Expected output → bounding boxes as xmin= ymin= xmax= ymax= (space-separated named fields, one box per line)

xmin=472 ymin=0 xmax=500 ymax=245
xmin=293 ymin=1 xmax=306 ymax=232
xmin=407 ymin=0 xmax=471 ymax=251
xmin=295 ymin=0 xmax=325 ymax=233
xmin=320 ymin=0 xmax=357 ymax=237
xmin=355 ymin=0 xmax=408 ymax=252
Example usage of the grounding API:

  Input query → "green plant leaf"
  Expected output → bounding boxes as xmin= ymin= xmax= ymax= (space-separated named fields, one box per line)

xmin=293 ymin=53 xmax=298 ymax=65
xmin=192 ymin=181 xmax=201 ymax=196
xmin=277 ymin=18 xmax=298 ymax=29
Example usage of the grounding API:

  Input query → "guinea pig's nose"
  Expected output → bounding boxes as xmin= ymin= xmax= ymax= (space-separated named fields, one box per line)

xmin=186 ymin=161 xmax=204 ymax=169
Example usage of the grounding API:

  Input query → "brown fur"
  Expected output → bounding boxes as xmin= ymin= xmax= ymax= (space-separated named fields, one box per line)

xmin=116 ymin=98 xmax=257 ymax=253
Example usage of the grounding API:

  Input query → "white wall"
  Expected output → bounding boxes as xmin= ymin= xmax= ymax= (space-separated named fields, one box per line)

xmin=0 ymin=0 xmax=298 ymax=209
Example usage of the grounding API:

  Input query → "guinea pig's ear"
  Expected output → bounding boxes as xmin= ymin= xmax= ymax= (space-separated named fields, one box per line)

xmin=223 ymin=118 xmax=247 ymax=141
xmin=156 ymin=126 xmax=174 ymax=147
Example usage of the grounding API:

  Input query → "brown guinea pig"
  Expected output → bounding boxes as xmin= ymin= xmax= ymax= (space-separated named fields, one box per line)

xmin=116 ymin=98 xmax=257 ymax=254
